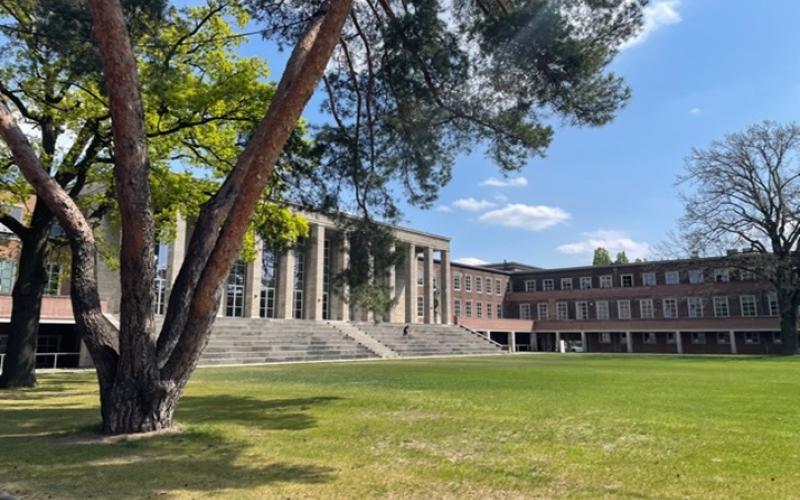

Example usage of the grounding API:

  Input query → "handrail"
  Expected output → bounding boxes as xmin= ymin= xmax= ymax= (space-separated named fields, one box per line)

xmin=0 ymin=352 xmax=80 ymax=370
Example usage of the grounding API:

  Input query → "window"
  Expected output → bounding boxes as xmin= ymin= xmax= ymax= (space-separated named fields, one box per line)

xmin=745 ymin=332 xmax=760 ymax=345
xmin=537 ymin=303 xmax=549 ymax=320
xmin=713 ymin=296 xmax=729 ymax=317
xmin=506 ymin=281 xmax=512 ymax=292
xmin=561 ymin=277 xmax=573 ymax=290
xmin=666 ymin=332 xmax=677 ymax=344
xmin=454 ymin=299 xmax=462 ymax=317
xmin=600 ymin=333 xmax=611 ymax=344
xmin=453 ymin=272 xmax=462 ymax=291
xmin=417 ymin=296 xmax=424 ymax=317
xmin=486 ymin=277 xmax=492 ymax=295
xmin=497 ymin=303 xmax=502 ymax=318
xmin=740 ymin=295 xmax=757 ymax=317
xmin=768 ymin=293 xmax=779 ymax=316
xmin=617 ymin=300 xmax=631 ymax=319
xmin=714 ymin=269 xmax=730 ymax=283
xmin=44 ymin=263 xmax=61 ymax=296
xmin=543 ymin=279 xmax=554 ymax=291
xmin=642 ymin=272 xmax=656 ymax=286
xmin=323 ymin=240 xmax=332 ymax=320
xmin=519 ymin=303 xmax=531 ymax=320
xmin=691 ymin=332 xmax=706 ymax=344
xmin=663 ymin=298 xmax=679 ymax=319
xmin=556 ymin=302 xmax=569 ymax=320
xmin=596 ymin=300 xmax=610 ymax=320
xmin=465 ymin=274 xmax=472 ymax=292
xmin=293 ymin=241 xmax=306 ymax=319
xmin=772 ymin=332 xmax=783 ymax=344
xmin=417 ymin=262 xmax=424 ymax=286
xmin=0 ymin=260 xmax=15 ymax=294
xmin=476 ymin=302 xmax=483 ymax=318
xmin=0 ymin=205 xmax=23 ymax=234
xmin=487 ymin=303 xmax=493 ymax=318
xmin=740 ymin=269 xmax=756 ymax=280
xmin=260 ymin=245 xmax=279 ymax=318
xmin=689 ymin=269 xmax=704 ymax=284
xmin=226 ymin=260 xmax=247 ymax=317
xmin=665 ymin=271 xmax=679 ymax=285
xmin=599 ymin=275 xmax=613 ymax=288
xmin=476 ymin=276 xmax=483 ymax=294
xmin=524 ymin=279 xmax=536 ymax=292
xmin=465 ymin=301 xmax=472 ymax=318
xmin=639 ymin=299 xmax=654 ymax=319
xmin=579 ymin=277 xmax=592 ymax=290
xmin=644 ymin=332 xmax=656 ymax=344
xmin=495 ymin=279 xmax=502 ymax=295
xmin=620 ymin=274 xmax=634 ymax=288
xmin=153 ymin=243 xmax=168 ymax=316
xmin=576 ymin=301 xmax=589 ymax=320
xmin=687 ymin=297 xmax=703 ymax=318
xmin=717 ymin=332 xmax=730 ymax=345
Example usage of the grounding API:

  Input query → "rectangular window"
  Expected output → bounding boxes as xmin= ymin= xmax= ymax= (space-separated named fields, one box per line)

xmin=717 ymin=332 xmax=730 ymax=344
xmin=666 ymin=332 xmax=677 ymax=344
xmin=453 ymin=272 xmax=461 ymax=291
xmin=486 ymin=277 xmax=492 ymax=295
xmin=561 ymin=277 xmax=573 ymax=290
xmin=556 ymin=302 xmax=569 ymax=320
xmin=292 ymin=241 xmax=306 ymax=319
xmin=620 ymin=274 xmax=634 ymax=288
xmin=487 ymin=303 xmax=493 ymax=318
xmin=226 ymin=260 xmax=247 ymax=318
xmin=576 ymin=301 xmax=589 ymax=320
xmin=44 ymin=263 xmax=61 ymax=296
xmin=466 ymin=301 xmax=472 ymax=318
xmin=714 ymin=269 xmax=730 ymax=283
xmin=768 ymin=293 xmax=779 ymax=316
xmin=713 ymin=296 xmax=730 ymax=317
xmin=772 ymin=332 xmax=783 ymax=344
xmin=740 ymin=269 xmax=756 ymax=280
xmin=663 ymin=298 xmax=679 ymax=319
xmin=740 ymin=295 xmax=757 ymax=317
xmin=642 ymin=272 xmax=656 ymax=287
xmin=417 ymin=296 xmax=424 ymax=317
xmin=617 ymin=300 xmax=631 ymax=319
xmin=537 ymin=303 xmax=549 ymax=320
xmin=579 ymin=276 xmax=592 ymax=290
xmin=639 ymin=299 xmax=654 ymax=319
xmin=260 ymin=245 xmax=279 ymax=319
xmin=0 ymin=260 xmax=15 ymax=294
xmin=525 ymin=279 xmax=536 ymax=292
xmin=687 ymin=297 xmax=703 ymax=318
xmin=497 ymin=304 xmax=502 ymax=318
xmin=689 ymin=269 xmax=704 ymax=284
xmin=691 ymin=332 xmax=706 ymax=344
xmin=596 ymin=300 xmax=610 ymax=320
xmin=417 ymin=262 xmax=424 ymax=286
xmin=0 ymin=205 xmax=23 ymax=234
xmin=465 ymin=274 xmax=472 ymax=292
xmin=454 ymin=299 xmax=462 ymax=317
xmin=744 ymin=332 xmax=760 ymax=344
xmin=476 ymin=276 xmax=483 ymax=294
xmin=599 ymin=275 xmax=613 ymax=288
xmin=495 ymin=279 xmax=502 ymax=295
xmin=644 ymin=332 xmax=656 ymax=344
xmin=476 ymin=302 xmax=483 ymax=318
xmin=519 ymin=303 xmax=531 ymax=320
xmin=665 ymin=271 xmax=680 ymax=285
xmin=543 ymin=279 xmax=554 ymax=291
xmin=600 ymin=333 xmax=611 ymax=344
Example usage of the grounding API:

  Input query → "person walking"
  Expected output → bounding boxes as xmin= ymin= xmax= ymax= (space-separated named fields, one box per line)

xmin=403 ymin=324 xmax=411 ymax=337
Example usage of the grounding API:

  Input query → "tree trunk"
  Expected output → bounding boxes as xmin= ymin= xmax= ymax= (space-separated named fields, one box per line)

xmin=100 ymin=378 xmax=179 ymax=434
xmin=779 ymin=297 xmax=799 ymax=355
xmin=0 ymin=216 xmax=50 ymax=388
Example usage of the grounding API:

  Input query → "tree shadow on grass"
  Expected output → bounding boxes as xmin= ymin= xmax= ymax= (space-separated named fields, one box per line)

xmin=0 ymin=394 xmax=341 ymax=498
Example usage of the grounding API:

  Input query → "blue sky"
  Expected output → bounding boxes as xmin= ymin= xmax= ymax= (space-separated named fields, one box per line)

xmin=233 ymin=0 xmax=800 ymax=268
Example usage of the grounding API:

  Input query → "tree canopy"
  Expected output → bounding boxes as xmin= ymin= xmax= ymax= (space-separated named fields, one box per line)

xmin=593 ymin=247 xmax=612 ymax=266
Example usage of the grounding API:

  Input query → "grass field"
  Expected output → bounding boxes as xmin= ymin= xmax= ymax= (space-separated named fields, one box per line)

xmin=1 ymin=354 xmax=799 ymax=499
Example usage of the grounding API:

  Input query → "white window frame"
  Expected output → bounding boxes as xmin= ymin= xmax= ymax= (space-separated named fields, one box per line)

xmin=543 ymin=279 xmax=554 ymax=292
xmin=688 ymin=269 xmax=704 ymax=284
xmin=453 ymin=272 xmax=462 ymax=291
xmin=44 ymin=263 xmax=61 ymax=296
xmin=524 ymin=279 xmax=536 ymax=292
xmin=768 ymin=293 xmax=779 ymax=317
xmin=714 ymin=268 xmax=730 ymax=283
xmin=476 ymin=276 xmax=483 ymax=294
xmin=617 ymin=300 xmax=631 ymax=320
xmin=713 ymin=296 xmax=730 ymax=317
xmin=495 ymin=279 xmax=502 ymax=295
xmin=620 ymin=274 xmax=634 ymax=288
xmin=599 ymin=275 xmax=613 ymax=289
xmin=465 ymin=300 xmax=472 ymax=318
xmin=740 ymin=295 xmax=757 ymax=317
xmin=536 ymin=303 xmax=549 ymax=320
xmin=579 ymin=276 xmax=592 ymax=290
xmin=600 ymin=332 xmax=611 ymax=344
xmin=519 ymin=303 xmax=531 ymax=320
xmin=556 ymin=301 xmax=569 ymax=320
xmin=665 ymin=270 xmax=680 ymax=285
xmin=417 ymin=296 xmax=424 ymax=317
xmin=497 ymin=303 xmax=502 ymax=318
xmin=596 ymin=300 xmax=610 ymax=320
xmin=476 ymin=302 xmax=483 ymax=318
xmin=639 ymin=299 xmax=654 ymax=319
xmin=687 ymin=297 xmax=703 ymax=318
xmin=561 ymin=277 xmax=573 ymax=290
xmin=487 ymin=303 xmax=493 ymax=318
xmin=576 ymin=301 xmax=589 ymax=320
xmin=642 ymin=272 xmax=656 ymax=287
xmin=465 ymin=274 xmax=472 ymax=292
xmin=454 ymin=299 xmax=462 ymax=317
xmin=740 ymin=269 xmax=756 ymax=280
xmin=663 ymin=298 xmax=679 ymax=319
xmin=486 ymin=277 xmax=492 ymax=295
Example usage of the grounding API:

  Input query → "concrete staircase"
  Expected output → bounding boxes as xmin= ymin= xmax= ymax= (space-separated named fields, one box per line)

xmin=351 ymin=322 xmax=505 ymax=357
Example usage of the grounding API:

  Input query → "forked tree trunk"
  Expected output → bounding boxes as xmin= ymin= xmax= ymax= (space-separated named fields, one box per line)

xmin=100 ymin=378 xmax=180 ymax=434
xmin=0 ymin=228 xmax=48 ymax=388
xmin=779 ymin=294 xmax=799 ymax=355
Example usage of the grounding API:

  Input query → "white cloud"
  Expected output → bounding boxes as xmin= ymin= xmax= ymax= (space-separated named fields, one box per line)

xmin=481 ymin=176 xmax=528 ymax=188
xmin=452 ymin=197 xmax=497 ymax=212
xmin=454 ymin=257 xmax=490 ymax=267
xmin=620 ymin=0 xmax=681 ymax=50
xmin=493 ymin=193 xmax=509 ymax=203
xmin=478 ymin=204 xmax=570 ymax=231
xmin=434 ymin=205 xmax=453 ymax=213
xmin=689 ymin=107 xmax=701 ymax=115
xmin=556 ymin=229 xmax=651 ymax=259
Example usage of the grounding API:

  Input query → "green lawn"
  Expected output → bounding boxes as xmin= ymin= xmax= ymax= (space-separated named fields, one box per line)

xmin=2 ymin=354 xmax=799 ymax=499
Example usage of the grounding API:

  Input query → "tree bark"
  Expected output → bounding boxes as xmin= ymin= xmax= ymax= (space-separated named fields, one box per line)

xmin=778 ymin=290 xmax=799 ymax=355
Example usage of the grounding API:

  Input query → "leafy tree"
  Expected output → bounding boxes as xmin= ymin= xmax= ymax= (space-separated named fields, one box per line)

xmin=593 ymin=247 xmax=612 ymax=266
xmin=679 ymin=121 xmax=800 ymax=355
xmin=614 ymin=251 xmax=629 ymax=264
xmin=0 ymin=0 xmax=307 ymax=388
xmin=1 ymin=0 xmax=644 ymax=432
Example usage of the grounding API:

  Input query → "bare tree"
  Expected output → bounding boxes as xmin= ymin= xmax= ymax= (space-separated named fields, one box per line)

xmin=679 ymin=121 xmax=800 ymax=355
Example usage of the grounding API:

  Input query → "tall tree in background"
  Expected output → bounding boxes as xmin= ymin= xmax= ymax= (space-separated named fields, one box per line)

xmin=593 ymin=247 xmax=612 ymax=266
xmin=0 ymin=0 xmax=309 ymax=388
xmin=614 ymin=251 xmax=629 ymax=264
xmin=679 ymin=121 xmax=800 ymax=355
xmin=2 ymin=0 xmax=645 ymax=433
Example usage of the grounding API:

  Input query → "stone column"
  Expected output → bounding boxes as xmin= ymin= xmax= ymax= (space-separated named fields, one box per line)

xmin=334 ymin=236 xmax=350 ymax=321
xmin=276 ymin=250 xmax=295 ymax=319
xmin=423 ymin=247 xmax=434 ymax=324
xmin=387 ymin=242 xmax=402 ymax=323
xmin=531 ymin=332 xmax=539 ymax=352
xmin=555 ymin=331 xmax=562 ymax=352
xmin=729 ymin=330 xmax=737 ymax=354
xmin=625 ymin=331 xmax=633 ymax=353
xmin=404 ymin=243 xmax=417 ymax=323
xmin=305 ymin=224 xmax=326 ymax=320
xmin=509 ymin=331 xmax=517 ymax=352
xmin=245 ymin=239 xmax=263 ymax=318
xmin=675 ymin=331 xmax=683 ymax=354
xmin=439 ymin=249 xmax=451 ymax=324
xmin=580 ymin=331 xmax=587 ymax=352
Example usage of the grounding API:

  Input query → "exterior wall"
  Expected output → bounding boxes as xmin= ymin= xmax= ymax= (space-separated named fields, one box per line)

xmin=449 ymin=262 xmax=510 ymax=325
